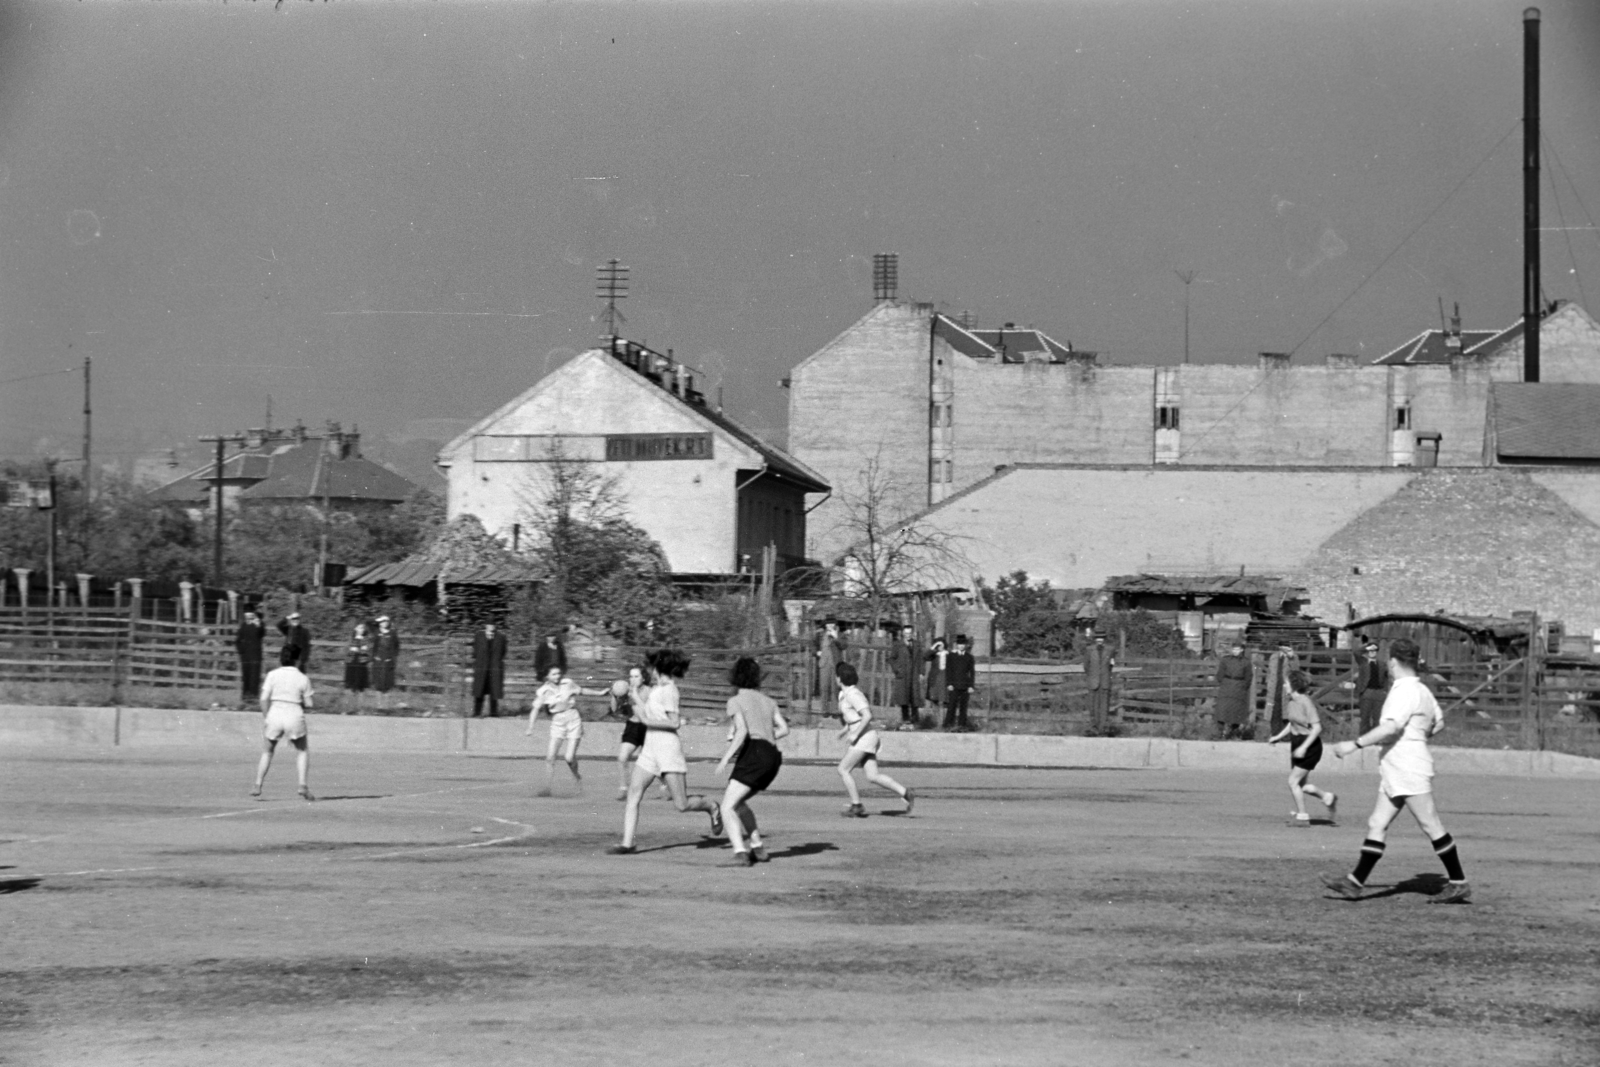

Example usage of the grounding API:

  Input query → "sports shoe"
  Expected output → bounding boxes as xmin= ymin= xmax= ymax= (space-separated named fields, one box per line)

xmin=249 ymin=786 xmax=262 ymax=798
xmin=1321 ymin=873 xmax=1363 ymax=900
xmin=708 ymin=804 xmax=724 ymax=837
xmin=1288 ymin=812 xmax=1311 ymax=827
xmin=723 ymin=851 xmax=755 ymax=868
xmin=1428 ymin=881 xmax=1472 ymax=904
xmin=606 ymin=844 xmax=636 ymax=855
xmin=842 ymin=803 xmax=868 ymax=818
xmin=750 ymin=845 xmax=770 ymax=863
xmin=1325 ymin=793 xmax=1338 ymax=825
xmin=903 ymin=789 xmax=916 ymax=815
xmin=297 ymin=786 xmax=314 ymax=802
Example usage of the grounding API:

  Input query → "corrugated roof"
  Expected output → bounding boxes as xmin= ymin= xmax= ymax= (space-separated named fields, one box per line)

xmin=970 ymin=326 xmax=1075 ymax=363
xmin=345 ymin=560 xmax=540 ymax=586
xmin=1371 ymin=327 xmax=1507 ymax=366
xmin=1491 ymin=383 xmax=1600 ymax=460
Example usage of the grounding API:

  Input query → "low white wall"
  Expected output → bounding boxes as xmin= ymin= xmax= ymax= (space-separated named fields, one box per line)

xmin=2 ymin=705 xmax=1597 ymax=778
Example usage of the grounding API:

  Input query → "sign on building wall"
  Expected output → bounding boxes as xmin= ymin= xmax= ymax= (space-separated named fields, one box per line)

xmin=604 ymin=434 xmax=713 ymax=462
xmin=472 ymin=433 xmax=713 ymax=463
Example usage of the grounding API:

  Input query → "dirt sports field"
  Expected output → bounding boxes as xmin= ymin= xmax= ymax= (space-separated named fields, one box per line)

xmin=1 ymin=746 xmax=1596 ymax=1067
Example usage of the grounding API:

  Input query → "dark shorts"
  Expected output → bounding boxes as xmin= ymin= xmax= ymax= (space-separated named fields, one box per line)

xmin=1291 ymin=736 xmax=1323 ymax=771
xmin=621 ymin=720 xmax=647 ymax=748
xmin=731 ymin=738 xmax=782 ymax=794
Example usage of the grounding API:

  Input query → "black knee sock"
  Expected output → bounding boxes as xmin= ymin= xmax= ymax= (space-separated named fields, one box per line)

xmin=1351 ymin=838 xmax=1385 ymax=886
xmin=1431 ymin=833 xmax=1466 ymax=882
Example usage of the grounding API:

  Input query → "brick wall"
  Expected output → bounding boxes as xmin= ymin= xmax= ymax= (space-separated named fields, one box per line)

xmin=788 ymin=302 xmax=932 ymax=559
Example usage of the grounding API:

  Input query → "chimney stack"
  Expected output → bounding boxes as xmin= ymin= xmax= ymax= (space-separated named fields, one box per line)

xmin=872 ymin=252 xmax=899 ymax=302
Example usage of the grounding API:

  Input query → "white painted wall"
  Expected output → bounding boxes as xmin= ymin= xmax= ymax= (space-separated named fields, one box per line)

xmin=439 ymin=351 xmax=767 ymax=574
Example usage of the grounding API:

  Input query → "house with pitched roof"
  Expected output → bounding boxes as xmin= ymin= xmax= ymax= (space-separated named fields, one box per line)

xmin=149 ymin=423 xmax=418 ymax=513
xmin=436 ymin=337 xmax=829 ymax=579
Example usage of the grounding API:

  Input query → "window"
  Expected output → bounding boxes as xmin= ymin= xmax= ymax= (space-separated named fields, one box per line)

xmin=931 ymin=402 xmax=952 ymax=427
xmin=943 ymin=459 xmax=953 ymax=483
xmin=1394 ymin=405 xmax=1412 ymax=430
xmin=1156 ymin=405 xmax=1180 ymax=431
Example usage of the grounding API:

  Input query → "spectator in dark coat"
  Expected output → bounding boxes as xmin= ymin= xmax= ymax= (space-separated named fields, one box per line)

xmin=1353 ymin=640 xmax=1389 ymax=734
xmin=1214 ymin=640 xmax=1254 ymax=740
xmin=235 ymin=609 xmax=265 ymax=705
xmin=533 ymin=633 xmax=567 ymax=681
xmin=276 ymin=611 xmax=312 ymax=672
xmin=943 ymin=635 xmax=977 ymax=731
xmin=370 ymin=616 xmax=400 ymax=698
xmin=471 ymin=622 xmax=509 ymax=717
xmin=1083 ymin=633 xmax=1116 ymax=732
xmin=924 ymin=637 xmax=948 ymax=716
xmin=888 ymin=629 xmax=921 ymax=728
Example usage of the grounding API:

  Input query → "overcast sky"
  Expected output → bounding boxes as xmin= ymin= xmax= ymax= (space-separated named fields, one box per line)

xmin=2 ymin=0 xmax=1597 ymax=482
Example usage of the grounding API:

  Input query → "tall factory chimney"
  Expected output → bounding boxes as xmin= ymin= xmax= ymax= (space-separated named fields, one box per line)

xmin=1523 ymin=7 xmax=1541 ymax=383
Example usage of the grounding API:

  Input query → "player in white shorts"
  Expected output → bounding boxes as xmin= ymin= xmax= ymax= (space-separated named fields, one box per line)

xmin=1322 ymin=637 xmax=1470 ymax=903
xmin=609 ymin=648 xmax=722 ymax=854
xmin=526 ymin=666 xmax=607 ymax=796
xmin=252 ymin=645 xmax=314 ymax=801
xmin=834 ymin=662 xmax=914 ymax=818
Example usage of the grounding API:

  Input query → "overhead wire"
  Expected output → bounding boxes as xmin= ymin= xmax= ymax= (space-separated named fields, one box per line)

xmin=1542 ymin=131 xmax=1595 ymax=311
xmin=1175 ymin=119 xmax=1520 ymax=461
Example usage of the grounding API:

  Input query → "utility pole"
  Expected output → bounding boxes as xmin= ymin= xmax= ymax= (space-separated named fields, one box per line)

xmin=198 ymin=433 xmax=247 ymax=590
xmin=81 ymin=356 xmax=91 ymax=568
xmin=44 ymin=460 xmax=58 ymax=605
xmin=1175 ymin=270 xmax=1197 ymax=364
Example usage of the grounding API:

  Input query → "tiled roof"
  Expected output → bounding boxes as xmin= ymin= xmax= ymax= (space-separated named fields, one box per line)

xmin=933 ymin=315 xmax=998 ymax=359
xmin=238 ymin=441 xmax=416 ymax=502
xmin=344 ymin=560 xmax=539 ymax=586
xmin=600 ymin=341 xmax=828 ymax=492
xmin=1104 ymin=573 xmax=1307 ymax=612
xmin=1491 ymin=382 xmax=1600 ymax=460
xmin=149 ymin=438 xmax=418 ymax=504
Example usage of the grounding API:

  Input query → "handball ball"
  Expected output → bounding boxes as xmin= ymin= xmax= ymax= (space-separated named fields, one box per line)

xmin=610 ymin=679 xmax=630 ymax=697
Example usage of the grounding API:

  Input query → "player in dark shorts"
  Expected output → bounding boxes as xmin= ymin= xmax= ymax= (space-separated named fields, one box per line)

xmin=1268 ymin=669 xmax=1336 ymax=827
xmin=715 ymin=656 xmax=791 ymax=867
xmin=614 ymin=666 xmax=648 ymax=800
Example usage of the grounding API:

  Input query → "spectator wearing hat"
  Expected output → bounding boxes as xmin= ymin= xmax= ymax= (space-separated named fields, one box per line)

xmin=1353 ymin=640 xmax=1389 ymax=735
xmin=923 ymin=637 xmax=948 ymax=718
xmin=471 ymin=621 xmax=509 ymax=717
xmin=942 ymin=635 xmax=976 ymax=731
xmin=370 ymin=615 xmax=401 ymax=705
xmin=888 ymin=628 xmax=921 ymax=729
xmin=276 ymin=611 xmax=313 ymax=672
xmin=1083 ymin=632 xmax=1116 ymax=732
xmin=234 ymin=608 xmax=265 ymax=708
xmin=533 ymin=632 xmax=567 ymax=682
xmin=1214 ymin=639 xmax=1253 ymax=740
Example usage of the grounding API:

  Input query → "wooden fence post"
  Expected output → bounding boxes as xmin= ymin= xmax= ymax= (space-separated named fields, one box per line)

xmin=1520 ymin=613 xmax=1540 ymax=750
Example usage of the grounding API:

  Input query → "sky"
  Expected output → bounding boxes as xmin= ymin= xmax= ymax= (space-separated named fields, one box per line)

xmin=1 ymin=0 xmax=1597 ymax=486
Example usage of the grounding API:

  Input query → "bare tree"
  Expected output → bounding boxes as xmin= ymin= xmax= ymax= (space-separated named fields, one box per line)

xmin=807 ymin=450 xmax=971 ymax=626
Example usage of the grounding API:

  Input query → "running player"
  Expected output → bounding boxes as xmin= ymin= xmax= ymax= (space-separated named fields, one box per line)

xmin=608 ymin=649 xmax=723 ymax=854
xmin=252 ymin=644 xmax=314 ymax=801
xmin=613 ymin=667 xmax=648 ymax=799
xmin=1322 ymin=637 xmax=1471 ymax=903
xmin=526 ymin=665 xmax=606 ymax=796
xmin=834 ymin=662 xmax=914 ymax=817
xmin=715 ymin=656 xmax=790 ymax=867
xmin=1268 ymin=669 xmax=1336 ymax=826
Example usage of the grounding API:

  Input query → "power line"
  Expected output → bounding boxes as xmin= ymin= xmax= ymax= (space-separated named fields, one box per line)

xmin=1542 ymin=131 xmax=1597 ymax=311
xmin=1176 ymin=119 xmax=1519 ymax=461
xmin=0 ymin=368 xmax=76 ymax=387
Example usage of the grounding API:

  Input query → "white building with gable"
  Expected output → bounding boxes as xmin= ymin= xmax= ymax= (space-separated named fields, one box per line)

xmin=437 ymin=338 xmax=828 ymax=578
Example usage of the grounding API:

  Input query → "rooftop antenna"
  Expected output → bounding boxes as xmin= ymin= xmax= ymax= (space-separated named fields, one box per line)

xmin=596 ymin=258 xmax=630 ymax=340
xmin=1175 ymin=270 xmax=1197 ymax=364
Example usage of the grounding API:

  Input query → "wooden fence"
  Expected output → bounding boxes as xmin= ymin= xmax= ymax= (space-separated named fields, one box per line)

xmin=1 ymin=606 xmax=1596 ymax=756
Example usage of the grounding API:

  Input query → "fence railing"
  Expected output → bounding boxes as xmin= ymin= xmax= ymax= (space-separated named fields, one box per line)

xmin=1 ymin=607 xmax=1596 ymax=756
